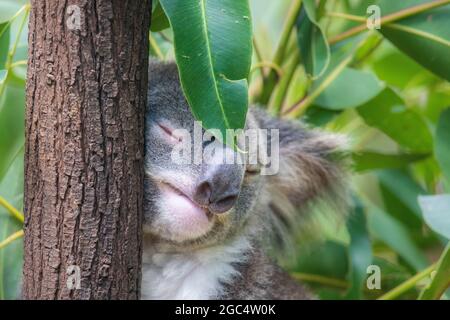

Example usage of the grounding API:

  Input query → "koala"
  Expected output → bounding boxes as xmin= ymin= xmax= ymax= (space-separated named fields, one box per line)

xmin=142 ymin=60 xmax=348 ymax=300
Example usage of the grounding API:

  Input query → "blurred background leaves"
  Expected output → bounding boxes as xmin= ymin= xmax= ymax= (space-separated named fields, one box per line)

xmin=1 ymin=0 xmax=450 ymax=300
xmin=0 ymin=0 xmax=28 ymax=300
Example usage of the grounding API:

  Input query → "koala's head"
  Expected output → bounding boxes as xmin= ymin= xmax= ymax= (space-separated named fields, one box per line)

xmin=144 ymin=61 xmax=347 ymax=252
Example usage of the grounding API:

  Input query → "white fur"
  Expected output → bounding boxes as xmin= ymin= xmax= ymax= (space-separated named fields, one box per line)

xmin=141 ymin=236 xmax=251 ymax=299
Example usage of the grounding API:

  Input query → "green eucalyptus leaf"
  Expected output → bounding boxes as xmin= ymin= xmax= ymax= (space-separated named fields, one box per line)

xmin=0 ymin=151 xmax=23 ymax=300
xmin=314 ymin=67 xmax=385 ymax=110
xmin=304 ymin=106 xmax=341 ymax=127
xmin=378 ymin=169 xmax=426 ymax=219
xmin=357 ymin=88 xmax=433 ymax=153
xmin=293 ymin=241 xmax=349 ymax=279
xmin=368 ymin=205 xmax=428 ymax=271
xmin=435 ymin=108 xmax=450 ymax=184
xmin=151 ymin=1 xmax=170 ymax=32
xmin=372 ymin=51 xmax=433 ymax=89
xmin=297 ymin=0 xmax=330 ymax=79
xmin=160 ymin=0 xmax=252 ymax=142
xmin=345 ymin=197 xmax=372 ymax=300
xmin=418 ymin=195 xmax=450 ymax=239
xmin=0 ymin=22 xmax=10 ymax=69
xmin=0 ymin=81 xmax=25 ymax=181
xmin=352 ymin=152 xmax=429 ymax=172
xmin=376 ymin=0 xmax=428 ymax=14
xmin=378 ymin=169 xmax=425 ymax=231
xmin=372 ymin=257 xmax=416 ymax=296
xmin=379 ymin=3 xmax=450 ymax=81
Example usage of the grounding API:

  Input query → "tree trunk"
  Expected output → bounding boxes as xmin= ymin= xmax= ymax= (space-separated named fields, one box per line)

xmin=23 ymin=0 xmax=151 ymax=299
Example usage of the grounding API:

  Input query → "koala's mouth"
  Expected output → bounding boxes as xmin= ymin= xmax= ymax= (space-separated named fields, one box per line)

xmin=152 ymin=179 xmax=217 ymax=242
xmin=158 ymin=180 xmax=213 ymax=219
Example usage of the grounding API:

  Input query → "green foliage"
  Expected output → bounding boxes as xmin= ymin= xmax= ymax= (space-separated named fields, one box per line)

xmin=314 ymin=67 xmax=384 ymax=110
xmin=419 ymin=195 xmax=450 ymax=239
xmin=150 ymin=1 xmax=170 ymax=32
xmin=419 ymin=243 xmax=450 ymax=299
xmin=0 ymin=23 xmax=10 ymax=69
xmin=357 ymin=89 xmax=433 ymax=153
xmin=352 ymin=152 xmax=429 ymax=172
xmin=345 ymin=198 xmax=372 ymax=299
xmin=297 ymin=0 xmax=330 ymax=79
xmin=435 ymin=108 xmax=450 ymax=184
xmin=1 ymin=0 xmax=450 ymax=300
xmin=159 ymin=0 xmax=252 ymax=144
xmin=379 ymin=3 xmax=450 ymax=81
xmin=0 ymin=153 xmax=24 ymax=299
xmin=368 ymin=205 xmax=428 ymax=271
xmin=0 ymin=0 xmax=28 ymax=300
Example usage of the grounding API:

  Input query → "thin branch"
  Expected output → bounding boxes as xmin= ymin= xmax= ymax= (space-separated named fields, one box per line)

xmin=269 ymin=50 xmax=300 ymax=115
xmin=327 ymin=12 xmax=366 ymax=23
xmin=0 ymin=4 xmax=30 ymax=39
xmin=352 ymin=36 xmax=384 ymax=67
xmin=257 ymin=0 xmax=303 ymax=104
xmin=0 ymin=196 xmax=24 ymax=223
xmin=378 ymin=263 xmax=437 ymax=300
xmin=284 ymin=54 xmax=352 ymax=118
xmin=0 ymin=230 xmax=24 ymax=250
xmin=291 ymin=272 xmax=349 ymax=289
xmin=0 ymin=4 xmax=30 ymax=98
xmin=329 ymin=0 xmax=450 ymax=45
xmin=149 ymin=34 xmax=164 ymax=59
xmin=250 ymin=61 xmax=283 ymax=78
xmin=6 ymin=5 xmax=30 ymax=67
xmin=9 ymin=60 xmax=27 ymax=68
xmin=252 ymin=37 xmax=264 ymax=65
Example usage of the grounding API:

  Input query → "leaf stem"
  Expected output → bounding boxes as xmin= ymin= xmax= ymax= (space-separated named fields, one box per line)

xmin=377 ymin=263 xmax=437 ymax=300
xmin=0 ymin=196 xmax=24 ymax=223
xmin=291 ymin=272 xmax=349 ymax=289
xmin=329 ymin=0 xmax=450 ymax=45
xmin=8 ymin=60 xmax=27 ymax=68
xmin=0 ymin=230 xmax=24 ymax=250
xmin=283 ymin=33 xmax=375 ymax=118
xmin=5 ymin=4 xmax=30 ymax=69
xmin=252 ymin=37 xmax=264 ymax=67
xmin=419 ymin=244 xmax=450 ymax=300
xmin=0 ymin=4 xmax=29 ymax=39
xmin=257 ymin=0 xmax=303 ymax=104
xmin=326 ymin=12 xmax=366 ymax=23
xmin=250 ymin=61 xmax=283 ymax=78
xmin=149 ymin=34 xmax=164 ymax=59
xmin=284 ymin=54 xmax=352 ymax=118
xmin=269 ymin=50 xmax=300 ymax=115
xmin=327 ymin=10 xmax=450 ymax=48
xmin=0 ymin=4 xmax=30 ymax=98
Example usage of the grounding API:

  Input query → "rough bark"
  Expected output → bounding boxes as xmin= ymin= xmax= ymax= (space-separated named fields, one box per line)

xmin=23 ymin=0 xmax=151 ymax=299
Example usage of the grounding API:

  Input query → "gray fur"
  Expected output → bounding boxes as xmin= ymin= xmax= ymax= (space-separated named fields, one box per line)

xmin=143 ymin=60 xmax=348 ymax=299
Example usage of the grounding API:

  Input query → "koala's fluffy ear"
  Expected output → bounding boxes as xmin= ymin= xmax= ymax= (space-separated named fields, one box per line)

xmin=252 ymin=108 xmax=349 ymax=242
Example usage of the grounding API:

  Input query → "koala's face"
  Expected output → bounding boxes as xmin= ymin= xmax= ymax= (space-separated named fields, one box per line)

xmin=144 ymin=62 xmax=264 ymax=250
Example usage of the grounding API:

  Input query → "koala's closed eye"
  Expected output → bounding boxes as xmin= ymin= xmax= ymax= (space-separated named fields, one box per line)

xmin=155 ymin=121 xmax=183 ymax=143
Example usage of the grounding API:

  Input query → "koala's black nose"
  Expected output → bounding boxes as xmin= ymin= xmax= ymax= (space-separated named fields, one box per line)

xmin=193 ymin=167 xmax=241 ymax=214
